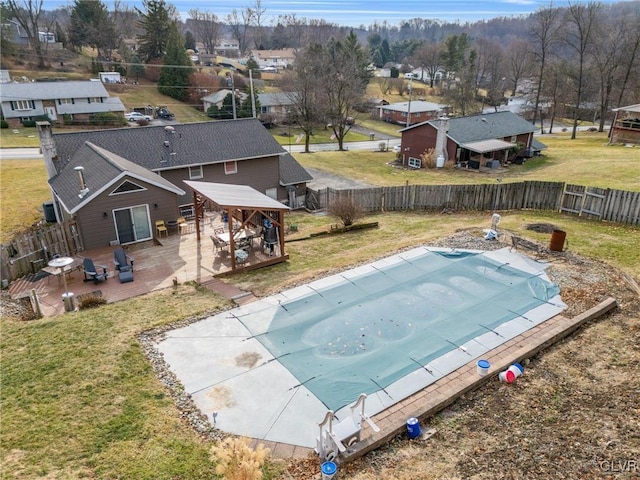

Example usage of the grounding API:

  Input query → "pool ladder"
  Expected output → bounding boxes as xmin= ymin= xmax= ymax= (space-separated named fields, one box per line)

xmin=316 ymin=393 xmax=380 ymax=461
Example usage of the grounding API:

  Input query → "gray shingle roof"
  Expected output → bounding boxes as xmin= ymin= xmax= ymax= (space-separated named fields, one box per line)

xmin=53 ymin=119 xmax=288 ymax=172
xmin=50 ymin=142 xmax=185 ymax=214
xmin=433 ymin=111 xmax=536 ymax=144
xmin=280 ymin=153 xmax=312 ymax=186
xmin=0 ymin=80 xmax=112 ymax=100
xmin=257 ymin=92 xmax=294 ymax=107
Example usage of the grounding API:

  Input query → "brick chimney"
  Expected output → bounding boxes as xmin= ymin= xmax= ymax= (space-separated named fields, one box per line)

xmin=36 ymin=121 xmax=59 ymax=179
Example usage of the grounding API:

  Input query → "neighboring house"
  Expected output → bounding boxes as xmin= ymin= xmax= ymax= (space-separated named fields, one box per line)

xmin=256 ymin=92 xmax=294 ymax=124
xmin=377 ymin=100 xmax=446 ymax=126
xmin=201 ymin=89 xmax=237 ymax=111
xmin=609 ymin=104 xmax=640 ymax=145
xmin=249 ymin=49 xmax=296 ymax=70
xmin=215 ymin=37 xmax=241 ymax=56
xmin=98 ymin=72 xmax=122 ymax=84
xmin=36 ymin=119 xmax=312 ymax=250
xmin=398 ymin=111 xmax=538 ymax=169
xmin=5 ymin=19 xmax=61 ymax=49
xmin=0 ymin=80 xmax=126 ymax=128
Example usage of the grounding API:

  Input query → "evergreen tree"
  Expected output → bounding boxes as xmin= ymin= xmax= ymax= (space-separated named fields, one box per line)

xmin=68 ymin=0 xmax=116 ymax=58
xmin=136 ymin=0 xmax=173 ymax=62
xmin=158 ymin=22 xmax=193 ymax=101
xmin=184 ymin=30 xmax=196 ymax=51
xmin=246 ymin=56 xmax=260 ymax=78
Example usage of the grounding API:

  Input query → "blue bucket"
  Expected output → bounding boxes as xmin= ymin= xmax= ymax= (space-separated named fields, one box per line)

xmin=321 ymin=461 xmax=337 ymax=480
xmin=406 ymin=417 xmax=421 ymax=439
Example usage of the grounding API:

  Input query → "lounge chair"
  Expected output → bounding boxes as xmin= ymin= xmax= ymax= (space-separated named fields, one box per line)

xmin=113 ymin=247 xmax=134 ymax=283
xmin=82 ymin=258 xmax=108 ymax=284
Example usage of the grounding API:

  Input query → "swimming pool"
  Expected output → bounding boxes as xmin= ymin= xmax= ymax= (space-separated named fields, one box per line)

xmin=157 ymin=246 xmax=566 ymax=447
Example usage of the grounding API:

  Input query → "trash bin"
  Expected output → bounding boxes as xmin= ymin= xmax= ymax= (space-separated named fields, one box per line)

xmin=62 ymin=292 xmax=75 ymax=312
xmin=369 ymin=132 xmax=375 ymax=140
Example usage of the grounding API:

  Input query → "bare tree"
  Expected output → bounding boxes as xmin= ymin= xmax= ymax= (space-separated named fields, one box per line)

xmin=615 ymin=12 xmax=640 ymax=108
xmin=284 ymin=44 xmax=325 ymax=153
xmin=410 ymin=42 xmax=441 ymax=87
xmin=529 ymin=3 xmax=561 ymax=130
xmin=188 ymin=9 xmax=220 ymax=55
xmin=226 ymin=7 xmax=253 ymax=55
xmin=248 ymin=0 xmax=267 ymax=49
xmin=563 ymin=1 xmax=601 ymax=139
xmin=6 ymin=0 xmax=47 ymax=68
xmin=505 ymin=39 xmax=534 ymax=96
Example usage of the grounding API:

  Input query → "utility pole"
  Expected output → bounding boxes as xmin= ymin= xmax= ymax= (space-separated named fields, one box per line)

xmin=249 ymin=69 xmax=256 ymax=118
xmin=226 ymin=72 xmax=237 ymax=119
xmin=405 ymin=78 xmax=413 ymax=128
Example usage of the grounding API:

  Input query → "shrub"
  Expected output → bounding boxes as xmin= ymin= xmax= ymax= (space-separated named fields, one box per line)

xmin=78 ymin=293 xmax=106 ymax=310
xmin=328 ymin=196 xmax=364 ymax=227
xmin=0 ymin=119 xmax=8 ymax=129
xmin=210 ymin=437 xmax=269 ymax=480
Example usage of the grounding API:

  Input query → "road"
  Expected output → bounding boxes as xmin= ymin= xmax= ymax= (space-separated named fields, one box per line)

xmin=0 ymin=148 xmax=42 ymax=160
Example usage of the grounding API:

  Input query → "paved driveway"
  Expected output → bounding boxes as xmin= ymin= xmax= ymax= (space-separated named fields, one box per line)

xmin=305 ymin=167 xmax=374 ymax=190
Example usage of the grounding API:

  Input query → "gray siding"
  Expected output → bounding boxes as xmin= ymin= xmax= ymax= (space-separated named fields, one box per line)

xmin=159 ymin=156 xmax=281 ymax=204
xmin=75 ymin=177 xmax=180 ymax=249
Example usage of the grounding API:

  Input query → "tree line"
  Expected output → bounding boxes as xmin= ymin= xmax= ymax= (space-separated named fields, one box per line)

xmin=2 ymin=0 xmax=638 ymax=140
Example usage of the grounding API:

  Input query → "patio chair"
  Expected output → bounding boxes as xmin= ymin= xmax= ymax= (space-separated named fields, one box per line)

xmin=210 ymin=235 xmax=228 ymax=253
xmin=155 ymin=220 xmax=168 ymax=237
xmin=113 ymin=247 xmax=134 ymax=283
xmin=177 ymin=216 xmax=191 ymax=234
xmin=82 ymin=257 xmax=108 ymax=284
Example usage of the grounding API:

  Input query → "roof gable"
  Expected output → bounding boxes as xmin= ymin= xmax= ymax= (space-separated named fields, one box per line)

xmin=50 ymin=141 xmax=184 ymax=214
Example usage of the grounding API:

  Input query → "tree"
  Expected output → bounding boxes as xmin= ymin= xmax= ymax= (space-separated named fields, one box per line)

xmin=529 ymin=3 xmax=561 ymax=129
xmin=441 ymin=34 xmax=478 ymax=115
xmin=411 ymin=41 xmax=441 ymax=87
xmin=563 ymin=1 xmax=600 ymax=139
xmin=136 ymin=0 xmax=175 ymax=63
xmin=188 ymin=9 xmax=220 ymax=55
xmin=284 ymin=44 xmax=325 ymax=153
xmin=323 ymin=31 xmax=372 ymax=150
xmin=5 ymin=0 xmax=47 ymax=68
xmin=328 ymin=196 xmax=364 ymax=227
xmin=183 ymin=30 xmax=195 ymax=51
xmin=226 ymin=7 xmax=253 ymax=55
xmin=505 ymin=39 xmax=533 ymax=96
xmin=245 ymin=56 xmax=260 ymax=78
xmin=68 ymin=0 xmax=116 ymax=59
xmin=158 ymin=22 xmax=193 ymax=101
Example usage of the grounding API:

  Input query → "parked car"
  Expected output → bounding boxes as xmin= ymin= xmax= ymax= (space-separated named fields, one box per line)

xmin=393 ymin=144 xmax=401 ymax=152
xmin=155 ymin=107 xmax=175 ymax=120
xmin=125 ymin=112 xmax=152 ymax=122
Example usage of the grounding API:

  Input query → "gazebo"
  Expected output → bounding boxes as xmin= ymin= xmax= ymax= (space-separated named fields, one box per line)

xmin=185 ymin=181 xmax=290 ymax=272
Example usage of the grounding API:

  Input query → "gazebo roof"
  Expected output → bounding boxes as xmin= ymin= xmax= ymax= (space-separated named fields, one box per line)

xmin=184 ymin=181 xmax=290 ymax=211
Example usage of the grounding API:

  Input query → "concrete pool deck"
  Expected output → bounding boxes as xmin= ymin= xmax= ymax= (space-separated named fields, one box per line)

xmin=154 ymin=247 xmax=618 ymax=461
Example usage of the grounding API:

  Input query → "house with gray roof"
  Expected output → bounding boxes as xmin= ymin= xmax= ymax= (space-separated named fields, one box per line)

xmin=377 ymin=100 xmax=447 ymax=126
xmin=1 ymin=80 xmax=125 ymax=128
xmin=37 ymin=118 xmax=311 ymax=249
xmin=398 ymin=111 xmax=538 ymax=169
xmin=256 ymin=92 xmax=294 ymax=124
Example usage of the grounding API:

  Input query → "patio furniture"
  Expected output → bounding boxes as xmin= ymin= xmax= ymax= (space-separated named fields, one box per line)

xmin=235 ymin=249 xmax=249 ymax=264
xmin=155 ymin=220 xmax=168 ymax=237
xmin=113 ymin=247 xmax=134 ymax=283
xmin=211 ymin=235 xmax=228 ymax=253
xmin=82 ymin=258 xmax=108 ymax=284
xmin=177 ymin=216 xmax=191 ymax=234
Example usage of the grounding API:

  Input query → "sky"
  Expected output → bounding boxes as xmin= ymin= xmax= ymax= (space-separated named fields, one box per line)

xmin=43 ymin=0 xmax=634 ymax=27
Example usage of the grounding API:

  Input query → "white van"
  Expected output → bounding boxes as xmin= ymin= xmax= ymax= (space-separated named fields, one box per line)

xmin=404 ymin=72 xmax=418 ymax=79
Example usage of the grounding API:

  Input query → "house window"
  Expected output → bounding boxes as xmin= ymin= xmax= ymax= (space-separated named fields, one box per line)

xmin=511 ymin=135 xmax=517 ymax=143
xmin=88 ymin=97 xmax=102 ymax=103
xmin=265 ymin=188 xmax=277 ymax=199
xmin=408 ymin=157 xmax=422 ymax=169
xmin=224 ymin=161 xmax=237 ymax=175
xmin=58 ymin=98 xmax=74 ymax=105
xmin=189 ymin=165 xmax=203 ymax=179
xmin=12 ymin=100 xmax=33 ymax=110
xmin=179 ymin=204 xmax=195 ymax=220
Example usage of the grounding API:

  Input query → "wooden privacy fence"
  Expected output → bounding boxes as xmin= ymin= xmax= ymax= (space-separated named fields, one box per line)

xmin=560 ymin=184 xmax=640 ymax=225
xmin=1 ymin=221 xmax=82 ymax=284
xmin=307 ymin=181 xmax=565 ymax=213
xmin=306 ymin=181 xmax=640 ymax=227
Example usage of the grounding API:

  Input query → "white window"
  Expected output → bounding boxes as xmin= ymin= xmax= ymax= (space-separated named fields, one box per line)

xmin=88 ymin=97 xmax=102 ymax=103
xmin=13 ymin=100 xmax=32 ymax=110
xmin=408 ymin=157 xmax=422 ymax=169
xmin=265 ymin=188 xmax=277 ymax=199
xmin=189 ymin=165 xmax=203 ymax=179
xmin=59 ymin=98 xmax=73 ymax=105
xmin=511 ymin=135 xmax=517 ymax=143
xmin=224 ymin=161 xmax=237 ymax=175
